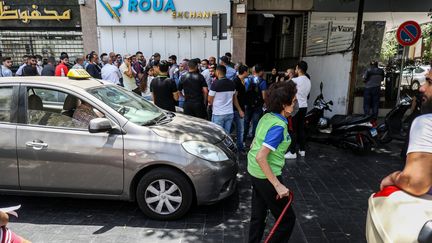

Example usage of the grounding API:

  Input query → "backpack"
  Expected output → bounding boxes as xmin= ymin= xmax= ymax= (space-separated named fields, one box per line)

xmin=245 ymin=76 xmax=264 ymax=109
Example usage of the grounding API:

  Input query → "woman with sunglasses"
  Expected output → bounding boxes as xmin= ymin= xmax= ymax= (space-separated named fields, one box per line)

xmin=247 ymin=80 xmax=298 ymax=243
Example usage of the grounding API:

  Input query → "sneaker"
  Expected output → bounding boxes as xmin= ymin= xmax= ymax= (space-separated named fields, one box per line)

xmin=284 ymin=152 xmax=297 ymax=159
xmin=299 ymin=151 xmax=306 ymax=157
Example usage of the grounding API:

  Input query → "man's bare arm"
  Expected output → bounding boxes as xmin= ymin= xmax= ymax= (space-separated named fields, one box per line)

xmin=381 ymin=152 xmax=432 ymax=196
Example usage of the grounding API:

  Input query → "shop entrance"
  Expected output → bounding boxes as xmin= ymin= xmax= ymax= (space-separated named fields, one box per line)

xmin=246 ymin=13 xmax=306 ymax=71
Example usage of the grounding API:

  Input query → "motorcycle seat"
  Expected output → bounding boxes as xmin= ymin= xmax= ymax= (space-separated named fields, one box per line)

xmin=330 ymin=114 xmax=372 ymax=128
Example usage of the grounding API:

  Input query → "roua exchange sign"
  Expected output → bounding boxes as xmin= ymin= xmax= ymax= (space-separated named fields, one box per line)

xmin=96 ymin=0 xmax=231 ymax=26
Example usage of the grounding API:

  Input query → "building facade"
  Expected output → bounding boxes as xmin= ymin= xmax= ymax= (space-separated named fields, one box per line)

xmin=0 ymin=0 xmax=83 ymax=66
xmin=82 ymin=0 xmax=313 ymax=67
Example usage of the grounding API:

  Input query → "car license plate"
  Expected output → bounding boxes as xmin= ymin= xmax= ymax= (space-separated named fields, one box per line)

xmin=370 ymin=128 xmax=378 ymax=137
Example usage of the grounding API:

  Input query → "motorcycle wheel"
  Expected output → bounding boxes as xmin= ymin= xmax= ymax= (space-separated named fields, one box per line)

xmin=356 ymin=133 xmax=371 ymax=154
xmin=377 ymin=129 xmax=392 ymax=144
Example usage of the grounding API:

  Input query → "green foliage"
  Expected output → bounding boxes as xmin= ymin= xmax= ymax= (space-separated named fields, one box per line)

xmin=380 ymin=30 xmax=398 ymax=62
xmin=422 ymin=23 xmax=432 ymax=62
xmin=380 ymin=23 xmax=432 ymax=63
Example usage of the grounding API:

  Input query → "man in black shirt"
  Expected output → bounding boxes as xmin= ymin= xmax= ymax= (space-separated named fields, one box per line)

xmin=150 ymin=60 xmax=179 ymax=112
xmin=233 ymin=65 xmax=249 ymax=152
xmin=86 ymin=53 xmax=102 ymax=79
xmin=22 ymin=55 xmax=39 ymax=76
xmin=178 ymin=60 xmax=208 ymax=119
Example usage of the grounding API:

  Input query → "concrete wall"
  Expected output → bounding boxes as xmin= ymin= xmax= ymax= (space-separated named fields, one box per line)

xmin=80 ymin=0 xmax=98 ymax=54
xmin=232 ymin=2 xmax=248 ymax=64
xmin=303 ymin=52 xmax=353 ymax=116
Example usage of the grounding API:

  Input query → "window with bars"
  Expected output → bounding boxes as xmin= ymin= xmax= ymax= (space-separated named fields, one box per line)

xmin=0 ymin=30 xmax=83 ymax=67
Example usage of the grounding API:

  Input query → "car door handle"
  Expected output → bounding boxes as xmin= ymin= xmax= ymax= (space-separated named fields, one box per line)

xmin=26 ymin=140 xmax=48 ymax=150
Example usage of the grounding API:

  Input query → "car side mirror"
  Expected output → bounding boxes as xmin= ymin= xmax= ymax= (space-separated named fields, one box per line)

xmin=418 ymin=220 xmax=432 ymax=243
xmin=89 ymin=118 xmax=112 ymax=133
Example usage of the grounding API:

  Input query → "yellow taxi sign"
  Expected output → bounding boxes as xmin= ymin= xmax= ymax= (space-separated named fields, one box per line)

xmin=67 ymin=69 xmax=92 ymax=79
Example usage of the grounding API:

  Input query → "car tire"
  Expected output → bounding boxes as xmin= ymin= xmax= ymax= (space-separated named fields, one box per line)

xmin=411 ymin=80 xmax=420 ymax=91
xmin=136 ymin=167 xmax=193 ymax=220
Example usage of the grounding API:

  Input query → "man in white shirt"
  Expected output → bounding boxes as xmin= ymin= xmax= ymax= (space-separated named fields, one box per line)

xmin=15 ymin=55 xmax=29 ymax=76
xmin=380 ymin=70 xmax=432 ymax=196
xmin=285 ymin=61 xmax=311 ymax=159
xmin=120 ymin=54 xmax=137 ymax=91
xmin=101 ymin=54 xmax=121 ymax=85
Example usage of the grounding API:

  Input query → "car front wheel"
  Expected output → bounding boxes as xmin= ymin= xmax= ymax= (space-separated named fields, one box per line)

xmin=136 ymin=167 xmax=193 ymax=220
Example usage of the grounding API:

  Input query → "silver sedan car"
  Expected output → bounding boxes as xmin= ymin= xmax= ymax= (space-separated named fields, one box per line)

xmin=0 ymin=75 xmax=237 ymax=220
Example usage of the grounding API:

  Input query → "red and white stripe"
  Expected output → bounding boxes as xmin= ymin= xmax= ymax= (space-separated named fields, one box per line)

xmin=0 ymin=226 xmax=12 ymax=243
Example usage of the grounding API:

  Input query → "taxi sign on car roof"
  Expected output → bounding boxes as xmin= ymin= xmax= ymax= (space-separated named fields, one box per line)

xmin=67 ymin=69 xmax=92 ymax=79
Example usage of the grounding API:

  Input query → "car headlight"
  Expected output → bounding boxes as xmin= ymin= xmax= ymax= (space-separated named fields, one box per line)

xmin=182 ymin=141 xmax=229 ymax=162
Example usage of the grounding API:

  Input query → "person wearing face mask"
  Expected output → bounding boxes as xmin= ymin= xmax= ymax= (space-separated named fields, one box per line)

xmin=41 ymin=57 xmax=56 ymax=76
xmin=247 ymin=80 xmax=297 ymax=243
xmin=200 ymin=59 xmax=209 ymax=72
xmin=35 ymin=55 xmax=43 ymax=75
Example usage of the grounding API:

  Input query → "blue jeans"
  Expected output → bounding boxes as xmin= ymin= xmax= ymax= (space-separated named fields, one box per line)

xmin=233 ymin=111 xmax=245 ymax=150
xmin=364 ymin=86 xmax=380 ymax=120
xmin=212 ymin=113 xmax=234 ymax=134
xmin=244 ymin=107 xmax=263 ymax=139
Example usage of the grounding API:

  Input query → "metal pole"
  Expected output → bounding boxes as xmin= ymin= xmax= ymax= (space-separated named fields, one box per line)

xmin=396 ymin=46 xmax=407 ymax=103
xmin=217 ymin=13 xmax=221 ymax=64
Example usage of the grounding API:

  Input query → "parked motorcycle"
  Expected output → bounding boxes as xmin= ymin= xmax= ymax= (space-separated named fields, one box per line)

xmin=305 ymin=83 xmax=377 ymax=153
xmin=376 ymin=93 xmax=421 ymax=144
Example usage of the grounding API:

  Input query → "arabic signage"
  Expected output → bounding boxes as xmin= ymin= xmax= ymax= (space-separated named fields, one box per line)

xmin=0 ymin=0 xmax=80 ymax=29
xmin=97 ymin=0 xmax=231 ymax=26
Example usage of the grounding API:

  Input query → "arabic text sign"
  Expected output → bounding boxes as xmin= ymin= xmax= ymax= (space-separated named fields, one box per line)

xmin=0 ymin=0 xmax=80 ymax=29
xmin=97 ymin=0 xmax=231 ymax=26
xmin=396 ymin=21 xmax=422 ymax=46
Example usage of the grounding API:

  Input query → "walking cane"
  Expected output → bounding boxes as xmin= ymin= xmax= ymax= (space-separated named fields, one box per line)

xmin=264 ymin=191 xmax=294 ymax=243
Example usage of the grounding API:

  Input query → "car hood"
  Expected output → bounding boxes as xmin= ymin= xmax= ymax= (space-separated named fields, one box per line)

xmin=150 ymin=113 xmax=227 ymax=144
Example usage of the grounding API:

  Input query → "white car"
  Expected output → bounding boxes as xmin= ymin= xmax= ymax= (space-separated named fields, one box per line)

xmin=401 ymin=65 xmax=431 ymax=90
xmin=366 ymin=186 xmax=432 ymax=243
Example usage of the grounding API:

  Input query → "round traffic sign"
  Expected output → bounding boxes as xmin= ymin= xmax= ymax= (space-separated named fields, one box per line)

xmin=396 ymin=21 xmax=422 ymax=46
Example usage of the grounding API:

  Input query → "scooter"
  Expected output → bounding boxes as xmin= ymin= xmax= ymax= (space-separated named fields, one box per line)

xmin=377 ymin=94 xmax=421 ymax=144
xmin=304 ymin=82 xmax=377 ymax=153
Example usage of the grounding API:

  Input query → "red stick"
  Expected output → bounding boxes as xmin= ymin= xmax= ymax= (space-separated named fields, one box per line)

xmin=264 ymin=191 xmax=294 ymax=243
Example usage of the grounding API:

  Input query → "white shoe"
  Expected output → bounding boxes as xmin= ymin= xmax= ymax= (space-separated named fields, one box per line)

xmin=284 ymin=152 xmax=297 ymax=159
xmin=299 ymin=151 xmax=306 ymax=157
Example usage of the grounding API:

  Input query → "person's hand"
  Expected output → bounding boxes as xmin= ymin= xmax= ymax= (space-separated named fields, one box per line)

xmin=0 ymin=211 xmax=9 ymax=226
xmin=380 ymin=173 xmax=397 ymax=190
xmin=239 ymin=110 xmax=245 ymax=118
xmin=275 ymin=183 xmax=290 ymax=199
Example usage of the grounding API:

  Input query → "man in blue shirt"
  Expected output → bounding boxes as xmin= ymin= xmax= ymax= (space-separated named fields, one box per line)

xmin=244 ymin=64 xmax=267 ymax=140
xmin=220 ymin=56 xmax=236 ymax=81
xmin=0 ymin=57 xmax=13 ymax=77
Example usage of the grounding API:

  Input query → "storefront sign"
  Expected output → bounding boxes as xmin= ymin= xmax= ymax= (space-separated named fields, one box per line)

xmin=97 ymin=0 xmax=231 ymax=26
xmin=0 ymin=0 xmax=80 ymax=29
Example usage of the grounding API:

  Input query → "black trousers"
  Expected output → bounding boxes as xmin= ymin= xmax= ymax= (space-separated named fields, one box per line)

xmin=248 ymin=176 xmax=296 ymax=243
xmin=183 ymin=102 xmax=207 ymax=119
xmin=289 ymin=107 xmax=307 ymax=153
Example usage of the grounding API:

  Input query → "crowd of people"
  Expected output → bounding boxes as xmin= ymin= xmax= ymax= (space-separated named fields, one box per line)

xmin=0 ymin=51 xmax=312 ymax=158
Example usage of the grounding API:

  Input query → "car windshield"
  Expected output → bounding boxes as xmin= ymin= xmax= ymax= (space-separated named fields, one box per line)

xmin=87 ymin=85 xmax=163 ymax=125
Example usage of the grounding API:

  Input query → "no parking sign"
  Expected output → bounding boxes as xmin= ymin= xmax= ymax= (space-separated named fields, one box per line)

xmin=396 ymin=21 xmax=422 ymax=46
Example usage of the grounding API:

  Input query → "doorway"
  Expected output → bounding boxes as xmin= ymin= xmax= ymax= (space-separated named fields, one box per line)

xmin=246 ymin=13 xmax=305 ymax=71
